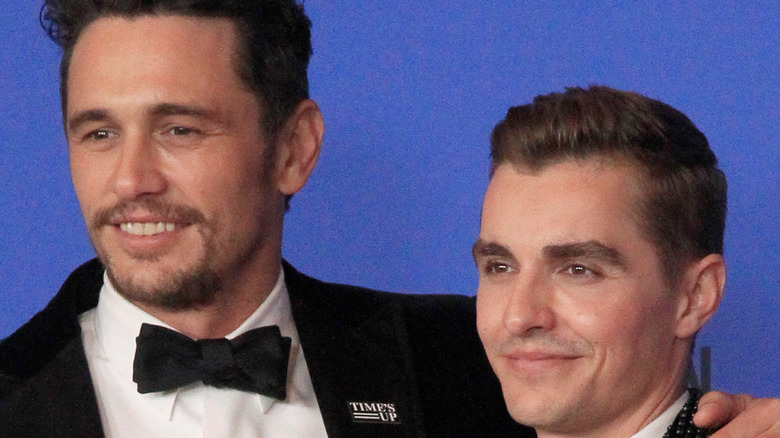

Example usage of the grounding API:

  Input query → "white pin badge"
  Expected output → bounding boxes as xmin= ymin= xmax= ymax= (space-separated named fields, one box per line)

xmin=348 ymin=401 xmax=401 ymax=424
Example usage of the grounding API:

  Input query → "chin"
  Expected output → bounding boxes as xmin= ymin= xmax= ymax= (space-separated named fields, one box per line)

xmin=498 ymin=379 xmax=571 ymax=430
xmin=104 ymin=254 xmax=221 ymax=310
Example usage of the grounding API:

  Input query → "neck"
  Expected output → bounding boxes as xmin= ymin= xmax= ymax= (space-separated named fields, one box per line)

xmin=537 ymin=388 xmax=687 ymax=438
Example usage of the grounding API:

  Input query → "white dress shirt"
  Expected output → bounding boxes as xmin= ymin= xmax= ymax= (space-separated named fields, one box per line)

xmin=79 ymin=269 xmax=328 ymax=438
xmin=630 ymin=392 xmax=688 ymax=438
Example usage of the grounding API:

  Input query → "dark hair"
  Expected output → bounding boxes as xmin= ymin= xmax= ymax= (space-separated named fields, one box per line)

xmin=490 ymin=86 xmax=727 ymax=285
xmin=40 ymin=0 xmax=312 ymax=138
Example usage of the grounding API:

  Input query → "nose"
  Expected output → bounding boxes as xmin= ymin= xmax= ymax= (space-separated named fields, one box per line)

xmin=502 ymin=272 xmax=556 ymax=336
xmin=111 ymin=134 xmax=167 ymax=200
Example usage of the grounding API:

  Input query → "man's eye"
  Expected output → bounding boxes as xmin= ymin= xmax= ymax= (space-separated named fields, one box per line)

xmin=485 ymin=261 xmax=513 ymax=275
xmin=87 ymin=130 xmax=114 ymax=141
xmin=563 ymin=264 xmax=597 ymax=276
xmin=168 ymin=126 xmax=193 ymax=136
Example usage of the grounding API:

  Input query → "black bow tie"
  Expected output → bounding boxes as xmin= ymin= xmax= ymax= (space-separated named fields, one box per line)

xmin=132 ymin=323 xmax=291 ymax=399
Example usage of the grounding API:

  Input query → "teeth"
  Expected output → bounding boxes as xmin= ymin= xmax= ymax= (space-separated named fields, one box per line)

xmin=120 ymin=222 xmax=176 ymax=236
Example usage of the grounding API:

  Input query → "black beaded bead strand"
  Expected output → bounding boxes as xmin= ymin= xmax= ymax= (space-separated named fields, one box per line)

xmin=662 ymin=388 xmax=713 ymax=438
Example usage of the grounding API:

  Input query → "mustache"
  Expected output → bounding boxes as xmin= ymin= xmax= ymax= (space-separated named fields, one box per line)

xmin=91 ymin=198 xmax=206 ymax=228
xmin=500 ymin=333 xmax=590 ymax=357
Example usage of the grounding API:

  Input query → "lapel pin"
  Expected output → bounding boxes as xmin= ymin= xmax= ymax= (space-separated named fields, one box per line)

xmin=348 ymin=401 xmax=401 ymax=424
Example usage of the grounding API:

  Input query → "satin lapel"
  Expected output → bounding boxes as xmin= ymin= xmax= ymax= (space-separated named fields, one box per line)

xmin=285 ymin=263 xmax=426 ymax=438
xmin=0 ymin=337 xmax=104 ymax=438
xmin=0 ymin=259 xmax=105 ymax=437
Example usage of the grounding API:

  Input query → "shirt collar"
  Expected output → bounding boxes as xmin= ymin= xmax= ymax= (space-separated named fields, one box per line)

xmin=92 ymin=267 xmax=296 ymax=418
xmin=631 ymin=391 xmax=688 ymax=438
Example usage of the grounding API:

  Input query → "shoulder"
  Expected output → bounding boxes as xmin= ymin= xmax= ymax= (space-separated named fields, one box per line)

xmin=0 ymin=259 xmax=103 ymax=390
xmin=282 ymin=260 xmax=482 ymax=371
xmin=283 ymin=260 xmax=475 ymax=330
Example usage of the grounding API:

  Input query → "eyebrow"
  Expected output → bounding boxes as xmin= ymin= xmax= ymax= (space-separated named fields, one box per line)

xmin=149 ymin=103 xmax=220 ymax=120
xmin=67 ymin=103 xmax=223 ymax=133
xmin=472 ymin=238 xmax=627 ymax=270
xmin=472 ymin=238 xmax=515 ymax=261
xmin=67 ymin=109 xmax=111 ymax=133
xmin=543 ymin=241 xmax=627 ymax=270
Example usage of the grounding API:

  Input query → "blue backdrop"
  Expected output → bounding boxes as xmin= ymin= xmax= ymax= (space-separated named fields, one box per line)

xmin=2 ymin=2 xmax=778 ymax=397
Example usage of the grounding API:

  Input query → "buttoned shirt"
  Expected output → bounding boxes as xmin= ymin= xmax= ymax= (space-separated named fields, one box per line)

xmin=79 ymin=269 xmax=328 ymax=438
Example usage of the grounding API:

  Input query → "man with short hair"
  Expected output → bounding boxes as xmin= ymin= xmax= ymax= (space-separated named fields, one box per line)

xmin=0 ymin=1 xmax=526 ymax=436
xmin=474 ymin=86 xmax=772 ymax=437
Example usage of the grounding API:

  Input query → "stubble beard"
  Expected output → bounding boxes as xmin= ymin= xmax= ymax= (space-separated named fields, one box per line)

xmin=88 ymin=198 xmax=223 ymax=311
xmin=102 ymin=247 xmax=223 ymax=311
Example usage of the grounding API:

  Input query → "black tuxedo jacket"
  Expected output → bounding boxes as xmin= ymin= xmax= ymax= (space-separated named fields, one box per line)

xmin=0 ymin=259 xmax=533 ymax=437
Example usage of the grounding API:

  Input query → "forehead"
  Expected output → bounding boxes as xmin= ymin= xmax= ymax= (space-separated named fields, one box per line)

xmin=481 ymin=160 xmax=650 ymax=251
xmin=72 ymin=14 xmax=239 ymax=64
xmin=67 ymin=15 xmax=245 ymax=108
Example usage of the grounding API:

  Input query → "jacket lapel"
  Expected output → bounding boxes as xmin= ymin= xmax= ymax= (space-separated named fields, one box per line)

xmin=285 ymin=262 xmax=427 ymax=438
xmin=0 ymin=259 xmax=105 ymax=437
xmin=0 ymin=337 xmax=104 ymax=438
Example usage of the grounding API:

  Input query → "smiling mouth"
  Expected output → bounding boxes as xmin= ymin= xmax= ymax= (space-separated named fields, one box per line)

xmin=507 ymin=352 xmax=579 ymax=361
xmin=119 ymin=222 xmax=177 ymax=236
xmin=500 ymin=352 xmax=581 ymax=376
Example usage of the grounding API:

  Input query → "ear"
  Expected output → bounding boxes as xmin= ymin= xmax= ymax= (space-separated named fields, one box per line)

xmin=273 ymin=99 xmax=324 ymax=195
xmin=674 ymin=254 xmax=726 ymax=339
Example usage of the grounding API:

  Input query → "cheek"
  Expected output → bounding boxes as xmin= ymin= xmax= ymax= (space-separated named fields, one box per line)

xmin=69 ymin=155 xmax=105 ymax=215
xmin=202 ymin=150 xmax=267 ymax=198
xmin=69 ymin=151 xmax=90 ymax=189
xmin=476 ymin=288 xmax=505 ymax=348
xmin=564 ymin=298 xmax=640 ymax=359
xmin=178 ymin=154 xmax=253 ymax=202
xmin=580 ymin=298 xmax=674 ymax=367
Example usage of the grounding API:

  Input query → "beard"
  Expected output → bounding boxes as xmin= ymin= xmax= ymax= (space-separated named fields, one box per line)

xmin=88 ymin=198 xmax=224 ymax=311
xmin=103 ymin=252 xmax=223 ymax=310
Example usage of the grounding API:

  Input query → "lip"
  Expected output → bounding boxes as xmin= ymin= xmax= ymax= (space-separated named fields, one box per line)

xmin=506 ymin=350 xmax=580 ymax=361
xmin=500 ymin=350 xmax=582 ymax=373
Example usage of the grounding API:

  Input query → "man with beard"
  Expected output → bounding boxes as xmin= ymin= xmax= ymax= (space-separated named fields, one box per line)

xmin=0 ymin=1 xmax=526 ymax=436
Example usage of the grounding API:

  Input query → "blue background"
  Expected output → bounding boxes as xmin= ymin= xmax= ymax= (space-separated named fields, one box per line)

xmin=2 ymin=2 xmax=778 ymax=396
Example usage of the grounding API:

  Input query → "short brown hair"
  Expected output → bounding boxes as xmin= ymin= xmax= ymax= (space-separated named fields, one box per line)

xmin=41 ymin=0 xmax=312 ymax=139
xmin=490 ymin=86 xmax=727 ymax=284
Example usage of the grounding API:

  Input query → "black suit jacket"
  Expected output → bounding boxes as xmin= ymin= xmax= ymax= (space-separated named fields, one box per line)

xmin=0 ymin=259 xmax=532 ymax=437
